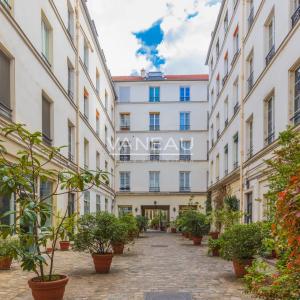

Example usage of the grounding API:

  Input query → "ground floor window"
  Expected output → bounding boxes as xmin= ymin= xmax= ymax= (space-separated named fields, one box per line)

xmin=68 ymin=193 xmax=75 ymax=216
xmin=118 ymin=205 xmax=132 ymax=217
xmin=245 ymin=192 xmax=253 ymax=224
xmin=0 ymin=193 xmax=15 ymax=225
xmin=40 ymin=180 xmax=53 ymax=228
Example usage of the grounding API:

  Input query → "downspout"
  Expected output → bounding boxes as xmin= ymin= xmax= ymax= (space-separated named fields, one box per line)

xmin=239 ymin=0 xmax=246 ymax=220
xmin=75 ymin=0 xmax=80 ymax=216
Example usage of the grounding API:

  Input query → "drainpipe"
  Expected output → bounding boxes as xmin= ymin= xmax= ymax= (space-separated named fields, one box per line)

xmin=239 ymin=0 xmax=246 ymax=220
xmin=75 ymin=0 xmax=80 ymax=216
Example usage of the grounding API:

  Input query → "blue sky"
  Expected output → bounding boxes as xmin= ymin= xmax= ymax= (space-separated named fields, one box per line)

xmin=87 ymin=0 xmax=221 ymax=75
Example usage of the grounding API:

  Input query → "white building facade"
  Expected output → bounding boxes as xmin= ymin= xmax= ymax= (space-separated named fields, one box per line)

xmin=206 ymin=0 xmax=300 ymax=222
xmin=0 ymin=0 xmax=116 ymax=226
xmin=113 ymin=72 xmax=209 ymax=222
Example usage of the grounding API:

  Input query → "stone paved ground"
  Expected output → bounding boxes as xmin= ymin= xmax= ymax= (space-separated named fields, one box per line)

xmin=1 ymin=232 xmax=257 ymax=300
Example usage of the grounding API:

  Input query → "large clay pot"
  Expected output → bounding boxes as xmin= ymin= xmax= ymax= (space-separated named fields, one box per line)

xmin=59 ymin=241 xmax=70 ymax=251
xmin=209 ymin=231 xmax=220 ymax=240
xmin=171 ymin=228 xmax=177 ymax=233
xmin=212 ymin=248 xmax=220 ymax=257
xmin=92 ymin=253 xmax=113 ymax=273
xmin=0 ymin=257 xmax=12 ymax=270
xmin=192 ymin=236 xmax=203 ymax=246
xmin=232 ymin=259 xmax=253 ymax=278
xmin=188 ymin=232 xmax=193 ymax=240
xmin=28 ymin=275 xmax=69 ymax=300
xmin=112 ymin=243 xmax=124 ymax=255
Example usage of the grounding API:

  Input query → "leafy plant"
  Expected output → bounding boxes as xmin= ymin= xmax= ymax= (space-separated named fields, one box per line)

xmin=208 ymin=237 xmax=222 ymax=255
xmin=0 ymin=236 xmax=19 ymax=259
xmin=111 ymin=219 xmax=130 ymax=245
xmin=189 ymin=212 xmax=210 ymax=237
xmin=150 ymin=216 xmax=160 ymax=228
xmin=135 ymin=215 xmax=148 ymax=232
xmin=58 ymin=213 xmax=77 ymax=242
xmin=0 ymin=124 xmax=108 ymax=281
xmin=73 ymin=212 xmax=117 ymax=254
xmin=220 ymin=223 xmax=263 ymax=261
xmin=119 ymin=214 xmax=138 ymax=240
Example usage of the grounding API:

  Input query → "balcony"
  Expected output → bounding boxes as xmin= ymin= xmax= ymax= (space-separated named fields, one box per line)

xmin=42 ymin=134 xmax=52 ymax=147
xmin=84 ymin=164 xmax=89 ymax=170
xmin=68 ymin=152 xmax=74 ymax=162
xmin=292 ymin=5 xmax=300 ymax=28
xmin=248 ymin=6 xmax=254 ymax=30
xmin=180 ymin=125 xmax=191 ymax=131
xmin=224 ymin=119 xmax=229 ymax=128
xmin=68 ymin=89 xmax=74 ymax=101
xmin=120 ymin=155 xmax=130 ymax=161
xmin=222 ymin=74 xmax=228 ymax=86
xmin=265 ymin=132 xmax=275 ymax=145
xmin=1 ymin=0 xmax=11 ymax=11
xmin=211 ymin=139 xmax=214 ymax=147
xmin=224 ymin=169 xmax=228 ymax=176
xmin=150 ymin=154 xmax=160 ymax=161
xmin=179 ymin=186 xmax=191 ymax=192
xmin=247 ymin=146 xmax=253 ymax=159
xmin=216 ymin=129 xmax=220 ymax=139
xmin=120 ymin=186 xmax=130 ymax=192
xmin=149 ymin=187 xmax=160 ymax=192
xmin=234 ymin=103 xmax=240 ymax=114
xmin=265 ymin=45 xmax=275 ymax=66
xmin=231 ymin=51 xmax=238 ymax=66
xmin=179 ymin=154 xmax=191 ymax=161
xmin=291 ymin=109 xmax=300 ymax=125
xmin=149 ymin=125 xmax=160 ymax=131
xmin=216 ymin=176 xmax=219 ymax=182
xmin=247 ymin=71 xmax=254 ymax=93
xmin=120 ymin=124 xmax=130 ymax=131
xmin=0 ymin=102 xmax=12 ymax=119
xmin=233 ymin=161 xmax=239 ymax=170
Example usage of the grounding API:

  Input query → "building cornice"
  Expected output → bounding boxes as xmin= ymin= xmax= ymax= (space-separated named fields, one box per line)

xmin=116 ymin=191 xmax=207 ymax=196
xmin=117 ymin=129 xmax=208 ymax=134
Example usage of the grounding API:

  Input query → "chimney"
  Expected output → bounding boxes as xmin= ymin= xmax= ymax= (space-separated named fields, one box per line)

xmin=141 ymin=68 xmax=146 ymax=78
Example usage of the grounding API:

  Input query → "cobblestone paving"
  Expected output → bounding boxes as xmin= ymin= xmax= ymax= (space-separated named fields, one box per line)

xmin=1 ymin=232 xmax=257 ymax=300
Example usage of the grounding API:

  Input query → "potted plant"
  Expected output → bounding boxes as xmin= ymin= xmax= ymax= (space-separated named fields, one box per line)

xmin=0 ymin=236 xmax=19 ymax=270
xmin=74 ymin=212 xmax=118 ymax=273
xmin=208 ymin=237 xmax=222 ymax=257
xmin=111 ymin=219 xmax=129 ymax=255
xmin=169 ymin=221 xmax=177 ymax=233
xmin=220 ymin=223 xmax=263 ymax=277
xmin=135 ymin=215 xmax=148 ymax=233
xmin=58 ymin=213 xmax=76 ymax=251
xmin=119 ymin=214 xmax=139 ymax=240
xmin=150 ymin=216 xmax=159 ymax=230
xmin=0 ymin=124 xmax=108 ymax=300
xmin=190 ymin=213 xmax=210 ymax=246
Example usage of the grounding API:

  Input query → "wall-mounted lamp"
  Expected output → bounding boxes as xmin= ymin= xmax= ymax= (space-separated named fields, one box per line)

xmin=135 ymin=207 xmax=138 ymax=213
xmin=173 ymin=207 xmax=176 ymax=212
xmin=154 ymin=201 xmax=157 ymax=206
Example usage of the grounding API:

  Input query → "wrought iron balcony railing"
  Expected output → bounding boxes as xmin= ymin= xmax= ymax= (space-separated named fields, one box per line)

xmin=120 ymin=155 xmax=130 ymax=161
xmin=180 ymin=124 xmax=191 ymax=131
xmin=149 ymin=125 xmax=160 ymax=131
xmin=42 ymin=134 xmax=52 ymax=147
xmin=149 ymin=187 xmax=160 ymax=192
xmin=224 ymin=119 xmax=229 ymax=128
xmin=150 ymin=154 xmax=160 ymax=161
xmin=120 ymin=186 xmax=130 ymax=192
xmin=248 ymin=7 xmax=254 ymax=30
xmin=120 ymin=124 xmax=130 ymax=130
xmin=0 ymin=102 xmax=12 ymax=119
xmin=247 ymin=71 xmax=254 ymax=93
xmin=222 ymin=74 xmax=228 ymax=86
xmin=179 ymin=154 xmax=191 ymax=161
xmin=234 ymin=103 xmax=240 ymax=114
xmin=292 ymin=5 xmax=300 ymax=28
xmin=247 ymin=146 xmax=253 ymax=159
xmin=233 ymin=161 xmax=239 ymax=170
xmin=216 ymin=129 xmax=220 ymax=139
xmin=290 ymin=109 xmax=300 ymax=125
xmin=265 ymin=132 xmax=275 ymax=145
xmin=179 ymin=186 xmax=191 ymax=192
xmin=266 ymin=45 xmax=275 ymax=66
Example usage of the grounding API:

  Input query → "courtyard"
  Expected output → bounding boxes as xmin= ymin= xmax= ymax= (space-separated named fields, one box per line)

xmin=1 ymin=232 xmax=255 ymax=300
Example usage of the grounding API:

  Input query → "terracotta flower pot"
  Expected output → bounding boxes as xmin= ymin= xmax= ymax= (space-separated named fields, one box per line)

xmin=212 ymin=248 xmax=220 ymax=257
xmin=171 ymin=228 xmax=177 ymax=233
xmin=46 ymin=247 xmax=53 ymax=254
xmin=188 ymin=232 xmax=193 ymax=240
xmin=209 ymin=231 xmax=220 ymax=240
xmin=232 ymin=258 xmax=253 ymax=278
xmin=92 ymin=253 xmax=113 ymax=273
xmin=192 ymin=236 xmax=203 ymax=246
xmin=0 ymin=257 xmax=12 ymax=270
xmin=112 ymin=243 xmax=125 ymax=255
xmin=28 ymin=275 xmax=69 ymax=300
xmin=59 ymin=241 xmax=70 ymax=251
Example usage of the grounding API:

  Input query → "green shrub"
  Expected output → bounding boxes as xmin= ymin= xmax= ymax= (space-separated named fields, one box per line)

xmin=73 ymin=212 xmax=118 ymax=254
xmin=220 ymin=223 xmax=263 ymax=261
xmin=208 ymin=237 xmax=222 ymax=255
xmin=135 ymin=215 xmax=148 ymax=232
xmin=189 ymin=213 xmax=210 ymax=237
xmin=0 ymin=236 xmax=19 ymax=259
xmin=119 ymin=214 xmax=138 ymax=239
xmin=111 ymin=220 xmax=129 ymax=245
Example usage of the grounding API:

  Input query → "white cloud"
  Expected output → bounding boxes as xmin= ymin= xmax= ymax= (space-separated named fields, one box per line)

xmin=87 ymin=0 xmax=220 ymax=75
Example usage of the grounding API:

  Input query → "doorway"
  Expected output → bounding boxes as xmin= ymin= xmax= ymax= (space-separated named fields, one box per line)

xmin=141 ymin=205 xmax=170 ymax=231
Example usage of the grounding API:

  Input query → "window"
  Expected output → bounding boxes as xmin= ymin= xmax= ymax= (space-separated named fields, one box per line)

xmin=149 ymin=171 xmax=160 ymax=192
xmin=265 ymin=95 xmax=275 ymax=145
xmin=118 ymin=206 xmax=132 ymax=217
xmin=150 ymin=140 xmax=160 ymax=160
xmin=42 ymin=95 xmax=52 ymax=146
xmin=149 ymin=87 xmax=160 ymax=102
xmin=179 ymin=171 xmax=191 ymax=192
xmin=210 ymin=57 xmax=214 ymax=71
xmin=224 ymin=52 xmax=229 ymax=78
xmin=210 ymin=161 xmax=214 ymax=184
xmin=180 ymin=140 xmax=191 ymax=160
xmin=0 ymin=49 xmax=11 ymax=119
xmin=96 ymin=151 xmax=100 ymax=170
xmin=118 ymin=87 xmax=130 ymax=102
xmin=83 ymin=39 xmax=89 ymax=70
xmin=120 ymin=141 xmax=130 ymax=161
xmin=0 ymin=0 xmax=12 ymax=11
xmin=216 ymin=154 xmax=220 ymax=181
xmin=120 ymin=172 xmax=130 ymax=191
xmin=41 ymin=14 xmax=52 ymax=65
xmin=96 ymin=195 xmax=101 ymax=212
xmin=216 ymin=39 xmax=220 ymax=58
xmin=224 ymin=97 xmax=229 ymax=126
xmin=224 ymin=10 xmax=228 ymax=33
xmin=216 ymin=74 xmax=220 ymax=95
xmin=233 ymin=26 xmax=239 ymax=56
xmin=210 ymin=89 xmax=215 ymax=106
xmin=96 ymin=110 xmax=100 ymax=136
xmin=224 ymin=144 xmax=228 ymax=175
xmin=247 ymin=54 xmax=254 ymax=92
xmin=246 ymin=117 xmax=253 ymax=158
xmin=292 ymin=0 xmax=300 ymax=27
xmin=68 ymin=122 xmax=75 ymax=162
xmin=248 ymin=0 xmax=254 ymax=29
xmin=210 ymin=124 xmax=214 ymax=147
xmin=149 ymin=113 xmax=160 ymax=131
xmin=265 ymin=13 xmax=275 ymax=66
xmin=67 ymin=1 xmax=74 ymax=40
xmin=67 ymin=60 xmax=74 ymax=100
xmin=40 ymin=180 xmax=53 ymax=228
xmin=105 ymin=126 xmax=108 ymax=146
xmin=105 ymin=91 xmax=108 ymax=109
xmin=233 ymin=78 xmax=239 ymax=112
xmin=0 ymin=194 xmax=14 ymax=226
xmin=83 ymin=89 xmax=89 ymax=119
xmin=245 ymin=193 xmax=253 ymax=224
xmin=233 ymin=133 xmax=239 ymax=169
xmin=293 ymin=67 xmax=300 ymax=124
xmin=96 ymin=69 xmax=100 ymax=94
xmin=67 ymin=193 xmax=75 ymax=217
xmin=180 ymin=87 xmax=190 ymax=101
xmin=216 ymin=113 xmax=220 ymax=138
xmin=84 ymin=138 xmax=89 ymax=169
xmin=83 ymin=191 xmax=90 ymax=214
xmin=105 ymin=160 xmax=108 ymax=171
xmin=120 ymin=113 xmax=130 ymax=130
xmin=180 ymin=112 xmax=190 ymax=130
xmin=105 ymin=198 xmax=108 ymax=212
